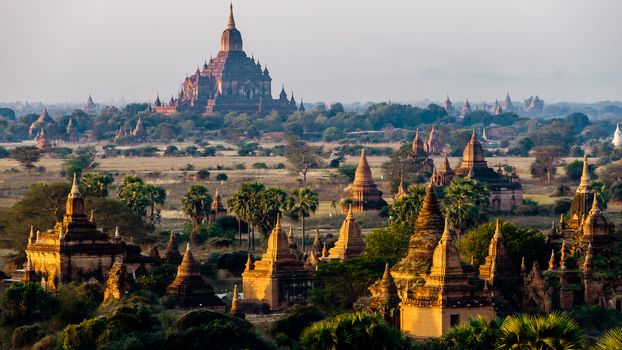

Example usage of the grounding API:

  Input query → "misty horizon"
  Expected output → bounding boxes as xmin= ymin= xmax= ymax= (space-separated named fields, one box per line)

xmin=1 ymin=0 xmax=621 ymax=105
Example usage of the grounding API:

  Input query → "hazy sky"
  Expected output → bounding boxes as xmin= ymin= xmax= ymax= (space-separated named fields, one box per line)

xmin=1 ymin=0 xmax=621 ymax=104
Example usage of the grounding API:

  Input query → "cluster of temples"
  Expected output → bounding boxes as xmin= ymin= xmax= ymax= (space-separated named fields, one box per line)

xmin=153 ymin=5 xmax=300 ymax=116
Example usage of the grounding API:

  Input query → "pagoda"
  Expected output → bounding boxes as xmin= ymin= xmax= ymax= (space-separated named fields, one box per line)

xmin=431 ymin=155 xmax=455 ymax=187
xmin=392 ymin=180 xmax=445 ymax=285
xmin=367 ymin=263 xmax=401 ymax=329
xmin=451 ymin=131 xmax=523 ymax=211
xmin=84 ymin=95 xmax=97 ymax=113
xmin=443 ymin=94 xmax=455 ymax=115
xmin=479 ymin=219 xmax=515 ymax=286
xmin=578 ymin=195 xmax=612 ymax=252
xmin=503 ymin=93 xmax=514 ymax=112
xmin=424 ymin=125 xmax=443 ymax=155
xmin=408 ymin=129 xmax=434 ymax=173
xmin=209 ymin=190 xmax=226 ymax=222
xmin=242 ymin=215 xmax=313 ymax=310
xmin=559 ymin=156 xmax=595 ymax=237
xmin=162 ymin=232 xmax=183 ymax=264
xmin=166 ymin=243 xmax=225 ymax=310
xmin=324 ymin=206 xmax=365 ymax=261
xmin=400 ymin=219 xmax=494 ymax=338
xmin=153 ymin=5 xmax=297 ymax=116
xmin=36 ymin=128 xmax=51 ymax=151
xmin=340 ymin=149 xmax=386 ymax=213
xmin=461 ymin=99 xmax=472 ymax=117
xmin=613 ymin=124 xmax=622 ymax=147
xmin=29 ymin=108 xmax=55 ymax=136
xmin=25 ymin=175 xmax=155 ymax=290
xmin=494 ymin=100 xmax=503 ymax=115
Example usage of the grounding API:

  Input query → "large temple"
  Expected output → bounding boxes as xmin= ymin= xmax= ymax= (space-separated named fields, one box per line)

xmin=558 ymin=156 xmax=595 ymax=238
xmin=24 ymin=175 xmax=156 ymax=290
xmin=399 ymin=219 xmax=494 ymax=338
xmin=433 ymin=130 xmax=523 ymax=212
xmin=153 ymin=5 xmax=299 ymax=116
xmin=242 ymin=215 xmax=313 ymax=311
xmin=323 ymin=206 xmax=365 ymax=261
xmin=340 ymin=149 xmax=386 ymax=213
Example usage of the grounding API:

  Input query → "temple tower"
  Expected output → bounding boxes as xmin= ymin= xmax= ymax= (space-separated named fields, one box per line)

xmin=242 ymin=215 xmax=313 ymax=310
xmin=479 ymin=219 xmax=514 ymax=286
xmin=424 ymin=125 xmax=443 ymax=155
xmin=340 ymin=149 xmax=386 ymax=213
xmin=613 ymin=124 xmax=622 ymax=147
xmin=562 ymin=156 xmax=595 ymax=236
xmin=324 ymin=206 xmax=365 ymax=260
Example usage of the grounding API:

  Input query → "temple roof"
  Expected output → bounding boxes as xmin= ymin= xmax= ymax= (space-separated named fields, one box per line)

xmin=352 ymin=149 xmax=375 ymax=186
xmin=577 ymin=156 xmax=592 ymax=194
xmin=479 ymin=219 xmax=514 ymax=282
xmin=263 ymin=215 xmax=295 ymax=262
xmin=394 ymin=177 xmax=407 ymax=200
xmin=163 ymin=232 xmax=182 ymax=263
xmin=429 ymin=219 xmax=463 ymax=279
xmin=221 ymin=4 xmax=243 ymax=52
xmin=414 ymin=181 xmax=445 ymax=235
xmin=461 ymin=130 xmax=487 ymax=167
xmin=412 ymin=129 xmax=426 ymax=155
xmin=327 ymin=206 xmax=365 ymax=260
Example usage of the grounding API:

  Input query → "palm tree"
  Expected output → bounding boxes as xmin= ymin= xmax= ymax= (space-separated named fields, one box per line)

xmin=592 ymin=327 xmax=622 ymax=350
xmin=227 ymin=193 xmax=245 ymax=249
xmin=287 ymin=187 xmax=318 ymax=251
xmin=117 ymin=175 xmax=150 ymax=216
xmin=144 ymin=184 xmax=166 ymax=225
xmin=300 ymin=312 xmax=411 ymax=350
xmin=233 ymin=182 xmax=266 ymax=251
xmin=444 ymin=178 xmax=490 ymax=237
xmin=498 ymin=312 xmax=584 ymax=350
xmin=442 ymin=316 xmax=501 ymax=350
xmin=181 ymin=184 xmax=212 ymax=244
xmin=80 ymin=172 xmax=114 ymax=198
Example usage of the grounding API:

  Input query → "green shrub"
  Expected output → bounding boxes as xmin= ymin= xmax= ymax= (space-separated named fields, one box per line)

xmin=12 ymin=324 xmax=43 ymax=348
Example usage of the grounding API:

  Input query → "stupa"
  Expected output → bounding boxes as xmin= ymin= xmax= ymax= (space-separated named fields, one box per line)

xmin=340 ymin=149 xmax=386 ymax=213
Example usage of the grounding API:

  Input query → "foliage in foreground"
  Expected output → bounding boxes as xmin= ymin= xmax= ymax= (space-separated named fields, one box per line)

xmin=300 ymin=312 xmax=413 ymax=350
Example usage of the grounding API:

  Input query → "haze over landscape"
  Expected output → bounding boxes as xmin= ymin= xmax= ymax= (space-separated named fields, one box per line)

xmin=1 ymin=0 xmax=621 ymax=103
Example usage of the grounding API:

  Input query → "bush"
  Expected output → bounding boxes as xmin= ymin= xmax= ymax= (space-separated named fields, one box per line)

xmin=215 ymin=173 xmax=228 ymax=181
xmin=269 ymin=305 xmax=325 ymax=343
xmin=195 ymin=169 xmax=210 ymax=180
xmin=12 ymin=324 xmax=43 ymax=348
xmin=551 ymin=185 xmax=572 ymax=197
xmin=56 ymin=282 xmax=104 ymax=324
xmin=553 ymin=198 xmax=572 ymax=214
xmin=252 ymin=162 xmax=269 ymax=169
xmin=0 ymin=282 xmax=60 ymax=326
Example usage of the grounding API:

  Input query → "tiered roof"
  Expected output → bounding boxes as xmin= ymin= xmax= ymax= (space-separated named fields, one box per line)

xmin=325 ymin=206 xmax=365 ymax=260
xmin=479 ymin=219 xmax=514 ymax=285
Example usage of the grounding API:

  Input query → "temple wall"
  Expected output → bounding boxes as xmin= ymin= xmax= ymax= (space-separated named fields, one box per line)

xmin=491 ymin=188 xmax=523 ymax=212
xmin=242 ymin=274 xmax=277 ymax=308
xmin=401 ymin=305 xmax=495 ymax=338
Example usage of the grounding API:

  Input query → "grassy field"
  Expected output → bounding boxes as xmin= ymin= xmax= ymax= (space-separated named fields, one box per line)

xmin=0 ymin=140 xmax=604 ymax=270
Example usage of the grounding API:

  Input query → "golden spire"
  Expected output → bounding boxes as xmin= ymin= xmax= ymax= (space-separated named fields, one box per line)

xmin=352 ymin=149 xmax=374 ymax=185
xmin=263 ymin=214 xmax=294 ymax=262
xmin=412 ymin=128 xmax=425 ymax=154
xmin=577 ymin=156 xmax=592 ymax=193
xmin=89 ymin=209 xmax=95 ymax=223
xmin=227 ymin=3 xmax=236 ymax=30
xmin=69 ymin=173 xmax=80 ymax=198
xmin=114 ymin=226 xmax=120 ymax=240
xmin=322 ymin=242 xmax=328 ymax=257
xmin=65 ymin=173 xmax=85 ymax=217
xmin=245 ymin=253 xmax=254 ymax=271
xmin=230 ymin=284 xmax=240 ymax=316
xmin=493 ymin=218 xmax=502 ymax=240
xmin=28 ymin=226 xmax=35 ymax=244
xmin=548 ymin=249 xmax=555 ymax=270
xmin=395 ymin=176 xmax=407 ymax=199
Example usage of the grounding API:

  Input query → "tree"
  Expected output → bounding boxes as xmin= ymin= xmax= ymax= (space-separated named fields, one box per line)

xmin=286 ymin=187 xmax=318 ymax=251
xmin=63 ymin=146 xmax=99 ymax=179
xmin=443 ymin=178 xmax=490 ymax=237
xmin=269 ymin=305 xmax=325 ymax=347
xmin=530 ymin=146 xmax=564 ymax=183
xmin=117 ymin=175 xmax=150 ymax=216
xmin=11 ymin=146 xmax=41 ymax=173
xmin=144 ymin=184 xmax=166 ymax=225
xmin=0 ymin=283 xmax=60 ymax=326
xmin=322 ymin=127 xmax=344 ymax=142
xmin=564 ymin=160 xmax=597 ymax=182
xmin=498 ymin=312 xmax=583 ymax=350
xmin=389 ymin=184 xmax=426 ymax=226
xmin=382 ymin=144 xmax=430 ymax=188
xmin=456 ymin=220 xmax=548 ymax=267
xmin=300 ymin=312 xmax=412 ymax=350
xmin=284 ymin=136 xmax=323 ymax=185
xmin=592 ymin=327 xmax=622 ymax=350
xmin=181 ymin=184 xmax=212 ymax=243
xmin=363 ymin=223 xmax=411 ymax=261
xmin=598 ymin=162 xmax=622 ymax=184
xmin=441 ymin=316 xmax=501 ymax=350
xmin=80 ymin=172 xmax=114 ymax=198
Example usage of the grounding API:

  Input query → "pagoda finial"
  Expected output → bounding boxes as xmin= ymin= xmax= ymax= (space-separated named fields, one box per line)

xmin=227 ymin=3 xmax=236 ymax=30
xmin=471 ymin=129 xmax=477 ymax=142
xmin=382 ymin=262 xmax=391 ymax=281
xmin=114 ymin=226 xmax=120 ymax=239
xmin=521 ymin=256 xmax=526 ymax=273
xmin=245 ymin=253 xmax=254 ymax=271
xmin=548 ymin=249 xmax=555 ymax=270
xmin=322 ymin=242 xmax=328 ymax=257
xmin=577 ymin=156 xmax=592 ymax=193
xmin=186 ymin=242 xmax=191 ymax=253
xmin=89 ymin=209 xmax=95 ymax=222
xmin=70 ymin=173 xmax=80 ymax=196
xmin=441 ymin=218 xmax=451 ymax=241
xmin=275 ymin=213 xmax=282 ymax=229
xmin=493 ymin=218 xmax=502 ymax=239
xmin=346 ymin=205 xmax=353 ymax=220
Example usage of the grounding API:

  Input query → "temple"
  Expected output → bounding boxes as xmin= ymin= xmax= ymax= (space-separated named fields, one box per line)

xmin=461 ymin=99 xmax=472 ymax=117
xmin=409 ymin=129 xmax=435 ymax=172
xmin=153 ymin=5 xmax=298 ymax=116
xmin=392 ymin=181 xmax=445 ymax=285
xmin=367 ymin=263 xmax=400 ymax=329
xmin=242 ymin=215 xmax=313 ymax=310
xmin=443 ymin=94 xmax=455 ymax=115
xmin=166 ymin=243 xmax=226 ymax=310
xmin=503 ymin=93 xmax=514 ymax=112
xmin=29 ymin=108 xmax=55 ymax=136
xmin=424 ymin=125 xmax=443 ymax=155
xmin=323 ymin=206 xmax=365 ymax=261
xmin=209 ymin=190 xmax=227 ymax=222
xmin=434 ymin=130 xmax=523 ymax=211
xmin=399 ymin=219 xmax=494 ymax=338
xmin=340 ymin=149 xmax=386 ymax=213
xmin=24 ymin=175 xmax=155 ymax=290
xmin=559 ymin=156 xmax=595 ymax=238
xmin=478 ymin=219 xmax=515 ymax=287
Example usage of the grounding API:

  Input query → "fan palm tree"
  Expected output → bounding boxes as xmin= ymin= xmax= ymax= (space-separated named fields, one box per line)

xmin=181 ymin=184 xmax=212 ymax=244
xmin=443 ymin=177 xmax=490 ymax=237
xmin=442 ymin=316 xmax=501 ymax=350
xmin=233 ymin=182 xmax=266 ymax=251
xmin=144 ymin=184 xmax=166 ymax=225
xmin=592 ymin=327 xmax=622 ymax=350
xmin=287 ymin=187 xmax=318 ymax=251
xmin=498 ymin=312 xmax=583 ymax=350
xmin=389 ymin=184 xmax=426 ymax=226
xmin=227 ymin=193 xmax=245 ymax=249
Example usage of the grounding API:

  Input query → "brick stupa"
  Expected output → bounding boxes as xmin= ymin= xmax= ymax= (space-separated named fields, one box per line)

xmin=324 ymin=206 xmax=365 ymax=261
xmin=340 ymin=149 xmax=386 ymax=213
xmin=479 ymin=219 xmax=514 ymax=286
xmin=166 ymin=243 xmax=225 ymax=310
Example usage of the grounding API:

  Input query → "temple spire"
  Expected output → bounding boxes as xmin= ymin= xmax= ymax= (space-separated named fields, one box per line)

xmin=577 ymin=156 xmax=592 ymax=193
xmin=66 ymin=173 xmax=85 ymax=217
xmin=227 ymin=3 xmax=236 ymax=30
